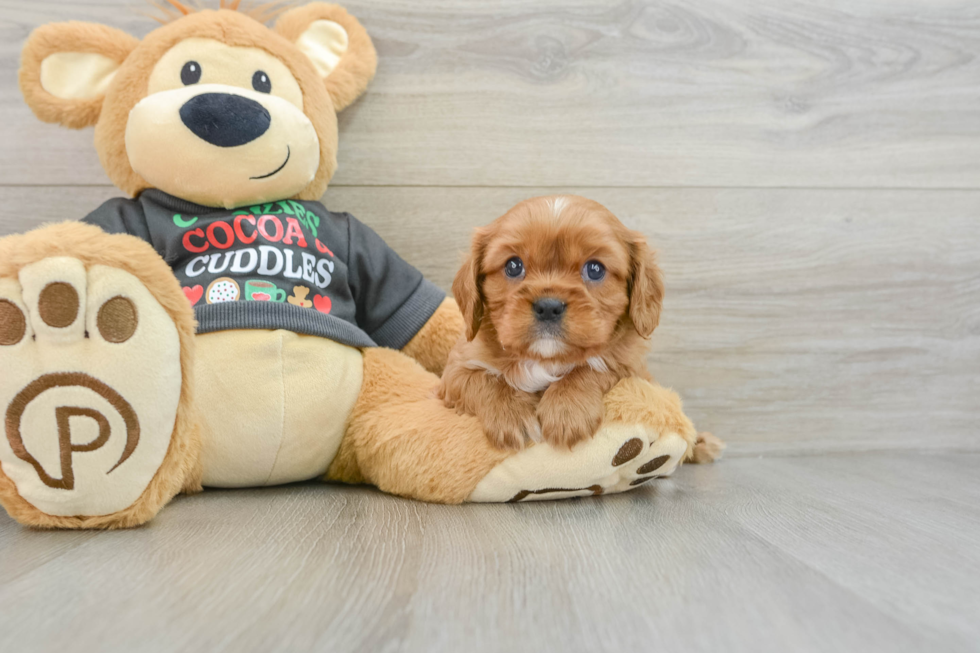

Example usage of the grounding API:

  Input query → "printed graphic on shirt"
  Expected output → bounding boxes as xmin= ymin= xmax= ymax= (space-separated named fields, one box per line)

xmin=82 ymin=191 xmax=444 ymax=349
xmin=206 ymin=277 xmax=240 ymax=304
xmin=287 ymin=286 xmax=313 ymax=308
xmin=175 ymin=202 xmax=335 ymax=312
xmin=183 ymin=285 xmax=204 ymax=306
xmin=313 ymin=294 xmax=331 ymax=314
xmin=244 ymin=280 xmax=286 ymax=302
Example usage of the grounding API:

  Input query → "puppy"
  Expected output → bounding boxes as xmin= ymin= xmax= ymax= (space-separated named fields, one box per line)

xmin=437 ymin=195 xmax=665 ymax=451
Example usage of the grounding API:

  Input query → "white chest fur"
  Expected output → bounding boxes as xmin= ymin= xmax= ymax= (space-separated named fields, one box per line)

xmin=509 ymin=360 xmax=574 ymax=393
xmin=464 ymin=356 xmax=609 ymax=393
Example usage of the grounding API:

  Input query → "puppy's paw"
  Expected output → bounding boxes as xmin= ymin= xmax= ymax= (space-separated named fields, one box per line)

xmin=483 ymin=411 xmax=541 ymax=451
xmin=537 ymin=395 xmax=603 ymax=450
xmin=481 ymin=402 xmax=540 ymax=451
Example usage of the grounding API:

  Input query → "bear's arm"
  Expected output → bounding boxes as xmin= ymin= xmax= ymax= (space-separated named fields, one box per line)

xmin=342 ymin=211 xmax=451 ymax=373
xmin=81 ymin=197 xmax=151 ymax=240
xmin=400 ymin=297 xmax=464 ymax=376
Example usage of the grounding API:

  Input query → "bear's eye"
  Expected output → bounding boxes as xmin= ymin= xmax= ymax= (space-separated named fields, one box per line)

xmin=181 ymin=61 xmax=201 ymax=85
xmin=252 ymin=71 xmax=272 ymax=93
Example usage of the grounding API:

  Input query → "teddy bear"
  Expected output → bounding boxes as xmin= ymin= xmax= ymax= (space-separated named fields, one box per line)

xmin=287 ymin=285 xmax=315 ymax=308
xmin=0 ymin=1 xmax=713 ymax=529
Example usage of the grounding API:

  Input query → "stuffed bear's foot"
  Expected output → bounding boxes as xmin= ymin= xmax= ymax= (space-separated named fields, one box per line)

xmin=0 ymin=225 xmax=199 ymax=529
xmin=469 ymin=378 xmax=699 ymax=502
xmin=336 ymin=349 xmax=709 ymax=504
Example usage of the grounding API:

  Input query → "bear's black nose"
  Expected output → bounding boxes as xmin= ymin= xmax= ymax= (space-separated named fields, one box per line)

xmin=179 ymin=92 xmax=271 ymax=147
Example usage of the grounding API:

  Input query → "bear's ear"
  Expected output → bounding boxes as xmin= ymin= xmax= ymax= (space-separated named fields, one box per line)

xmin=19 ymin=22 xmax=138 ymax=129
xmin=275 ymin=3 xmax=378 ymax=112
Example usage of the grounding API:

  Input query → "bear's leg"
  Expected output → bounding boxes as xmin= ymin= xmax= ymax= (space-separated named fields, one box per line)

xmin=471 ymin=378 xmax=702 ymax=502
xmin=330 ymin=347 xmax=706 ymax=504
xmin=0 ymin=224 xmax=200 ymax=528
xmin=328 ymin=347 xmax=510 ymax=503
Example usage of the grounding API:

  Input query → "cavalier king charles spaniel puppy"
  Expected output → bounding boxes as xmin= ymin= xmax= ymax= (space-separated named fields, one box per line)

xmin=437 ymin=195 xmax=666 ymax=451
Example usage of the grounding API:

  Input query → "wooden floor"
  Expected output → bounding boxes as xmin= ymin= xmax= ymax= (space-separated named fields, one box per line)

xmin=0 ymin=0 xmax=978 ymax=651
xmin=0 ymin=452 xmax=977 ymax=653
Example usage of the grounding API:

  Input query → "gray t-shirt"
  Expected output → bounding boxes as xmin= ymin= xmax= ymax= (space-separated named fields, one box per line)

xmin=83 ymin=189 xmax=444 ymax=349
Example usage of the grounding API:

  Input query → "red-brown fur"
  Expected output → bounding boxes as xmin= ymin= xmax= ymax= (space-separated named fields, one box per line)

xmin=438 ymin=195 xmax=665 ymax=450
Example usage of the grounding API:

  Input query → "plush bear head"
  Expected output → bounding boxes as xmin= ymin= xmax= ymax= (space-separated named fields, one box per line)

xmin=18 ymin=1 xmax=376 ymax=209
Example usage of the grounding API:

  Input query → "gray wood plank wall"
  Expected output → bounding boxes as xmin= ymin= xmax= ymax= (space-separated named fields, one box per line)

xmin=0 ymin=0 xmax=976 ymax=453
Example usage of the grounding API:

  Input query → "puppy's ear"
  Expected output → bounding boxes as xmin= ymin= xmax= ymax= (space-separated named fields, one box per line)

xmin=628 ymin=233 xmax=665 ymax=338
xmin=19 ymin=22 xmax=138 ymax=128
xmin=275 ymin=3 xmax=378 ymax=112
xmin=453 ymin=229 xmax=488 ymax=341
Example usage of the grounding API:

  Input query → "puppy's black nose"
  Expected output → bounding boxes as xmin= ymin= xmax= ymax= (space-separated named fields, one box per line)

xmin=179 ymin=93 xmax=271 ymax=147
xmin=533 ymin=298 xmax=566 ymax=323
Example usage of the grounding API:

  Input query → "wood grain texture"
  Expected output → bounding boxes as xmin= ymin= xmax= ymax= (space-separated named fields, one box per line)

xmin=1 ymin=185 xmax=977 ymax=452
xmin=2 ymin=0 xmax=980 ymax=187
xmin=0 ymin=452 xmax=977 ymax=653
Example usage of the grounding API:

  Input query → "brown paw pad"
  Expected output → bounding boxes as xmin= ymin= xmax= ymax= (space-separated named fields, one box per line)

xmin=97 ymin=297 xmax=138 ymax=343
xmin=636 ymin=455 xmax=670 ymax=475
xmin=630 ymin=475 xmax=663 ymax=486
xmin=0 ymin=300 xmax=26 ymax=345
xmin=612 ymin=437 xmax=643 ymax=466
xmin=38 ymin=282 xmax=79 ymax=328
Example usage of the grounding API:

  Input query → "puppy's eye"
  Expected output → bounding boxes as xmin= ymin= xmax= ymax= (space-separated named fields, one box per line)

xmin=252 ymin=71 xmax=272 ymax=93
xmin=583 ymin=260 xmax=606 ymax=282
xmin=181 ymin=61 xmax=202 ymax=86
xmin=504 ymin=257 xmax=525 ymax=279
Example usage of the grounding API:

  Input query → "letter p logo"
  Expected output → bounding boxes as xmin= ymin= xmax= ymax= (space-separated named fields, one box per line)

xmin=5 ymin=373 xmax=140 ymax=490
